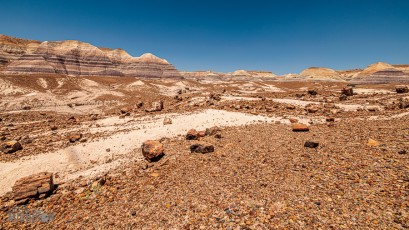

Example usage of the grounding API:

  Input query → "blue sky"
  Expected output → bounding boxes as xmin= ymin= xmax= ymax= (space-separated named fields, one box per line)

xmin=1 ymin=0 xmax=408 ymax=74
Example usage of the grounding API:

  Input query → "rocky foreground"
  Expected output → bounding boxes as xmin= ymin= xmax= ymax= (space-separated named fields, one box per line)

xmin=0 ymin=76 xmax=409 ymax=228
xmin=1 ymin=117 xmax=408 ymax=229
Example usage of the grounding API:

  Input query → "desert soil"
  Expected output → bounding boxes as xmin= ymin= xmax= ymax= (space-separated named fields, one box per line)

xmin=0 ymin=75 xmax=408 ymax=229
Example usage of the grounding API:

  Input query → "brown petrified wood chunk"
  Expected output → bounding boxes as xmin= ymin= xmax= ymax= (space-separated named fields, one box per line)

xmin=12 ymin=172 xmax=54 ymax=204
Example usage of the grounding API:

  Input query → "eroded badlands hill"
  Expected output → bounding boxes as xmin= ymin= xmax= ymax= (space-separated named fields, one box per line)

xmin=285 ymin=62 xmax=409 ymax=83
xmin=0 ymin=35 xmax=180 ymax=78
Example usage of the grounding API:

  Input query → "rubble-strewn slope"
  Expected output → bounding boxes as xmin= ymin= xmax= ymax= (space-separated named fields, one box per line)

xmin=0 ymin=34 xmax=180 ymax=78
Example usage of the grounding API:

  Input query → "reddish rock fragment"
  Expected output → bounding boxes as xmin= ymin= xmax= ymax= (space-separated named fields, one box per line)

xmin=12 ymin=172 xmax=54 ymax=204
xmin=396 ymin=85 xmax=409 ymax=94
xmin=304 ymin=141 xmax=319 ymax=148
xmin=190 ymin=144 xmax=215 ymax=154
xmin=141 ymin=140 xmax=164 ymax=162
xmin=307 ymin=89 xmax=317 ymax=95
xmin=341 ymin=87 xmax=353 ymax=96
xmin=68 ymin=134 xmax=82 ymax=143
xmin=197 ymin=131 xmax=206 ymax=138
xmin=186 ymin=129 xmax=199 ymax=140
xmin=146 ymin=101 xmax=163 ymax=112
xmin=0 ymin=140 xmax=23 ymax=154
xmin=205 ymin=126 xmax=221 ymax=136
xmin=292 ymin=123 xmax=309 ymax=132
xmin=289 ymin=118 xmax=298 ymax=123
xmin=339 ymin=94 xmax=348 ymax=101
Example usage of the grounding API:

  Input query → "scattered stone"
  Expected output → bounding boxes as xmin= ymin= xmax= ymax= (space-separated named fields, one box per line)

xmin=307 ymin=106 xmax=319 ymax=113
xmin=197 ymin=131 xmax=206 ymax=138
xmin=141 ymin=140 xmax=164 ymax=162
xmin=265 ymin=106 xmax=273 ymax=112
xmin=209 ymin=94 xmax=222 ymax=101
xmin=68 ymin=133 xmax=82 ymax=143
xmin=367 ymin=138 xmax=380 ymax=147
xmin=22 ymin=105 xmax=31 ymax=110
xmin=214 ymin=133 xmax=222 ymax=139
xmin=120 ymin=107 xmax=131 ymax=114
xmin=12 ymin=172 xmax=54 ymax=204
xmin=339 ymin=94 xmax=348 ymax=101
xmin=186 ymin=129 xmax=199 ymax=140
xmin=174 ymin=95 xmax=184 ymax=101
xmin=50 ymin=126 xmax=58 ymax=131
xmin=304 ymin=141 xmax=319 ymax=148
xmin=399 ymin=99 xmax=409 ymax=109
xmin=90 ymin=114 xmax=99 ymax=120
xmin=289 ymin=118 xmax=298 ymax=123
xmin=326 ymin=117 xmax=335 ymax=122
xmin=190 ymin=144 xmax=215 ymax=154
xmin=146 ymin=101 xmax=163 ymax=112
xmin=106 ymin=148 xmax=111 ymax=152
xmin=307 ymin=89 xmax=317 ymax=95
xmin=396 ymin=85 xmax=409 ymax=94
xmin=163 ymin=118 xmax=172 ymax=125
xmin=136 ymin=101 xmax=144 ymax=108
xmin=398 ymin=150 xmax=407 ymax=154
xmin=177 ymin=89 xmax=186 ymax=94
xmin=341 ymin=87 xmax=353 ymax=96
xmin=292 ymin=123 xmax=309 ymax=132
xmin=91 ymin=177 xmax=106 ymax=191
xmin=365 ymin=106 xmax=379 ymax=112
xmin=0 ymin=140 xmax=23 ymax=154
xmin=205 ymin=126 xmax=221 ymax=136
xmin=21 ymin=138 xmax=32 ymax=144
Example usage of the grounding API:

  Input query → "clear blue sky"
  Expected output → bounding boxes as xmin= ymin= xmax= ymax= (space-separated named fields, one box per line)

xmin=1 ymin=0 xmax=408 ymax=74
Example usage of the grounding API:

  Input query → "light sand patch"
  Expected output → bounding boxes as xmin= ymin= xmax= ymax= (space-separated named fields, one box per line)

xmin=56 ymin=78 xmax=66 ymax=88
xmin=272 ymin=98 xmax=320 ymax=107
xmin=81 ymin=79 xmax=100 ymax=87
xmin=129 ymin=80 xmax=145 ymax=87
xmin=152 ymin=81 xmax=203 ymax=96
xmin=188 ymin=97 xmax=207 ymax=106
xmin=270 ymin=98 xmax=381 ymax=111
xmin=353 ymin=88 xmax=392 ymax=94
xmin=37 ymin=78 xmax=48 ymax=89
xmin=259 ymin=83 xmax=285 ymax=92
xmin=221 ymin=96 xmax=260 ymax=102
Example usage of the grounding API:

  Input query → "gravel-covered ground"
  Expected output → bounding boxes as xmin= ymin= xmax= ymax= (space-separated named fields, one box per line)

xmin=1 ymin=77 xmax=409 ymax=229
xmin=1 ymin=116 xmax=408 ymax=229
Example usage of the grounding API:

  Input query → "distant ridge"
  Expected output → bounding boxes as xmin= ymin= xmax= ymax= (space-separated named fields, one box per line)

xmin=0 ymin=34 xmax=180 ymax=78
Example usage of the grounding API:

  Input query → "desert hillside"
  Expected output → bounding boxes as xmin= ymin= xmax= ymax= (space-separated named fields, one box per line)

xmin=0 ymin=35 xmax=180 ymax=78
